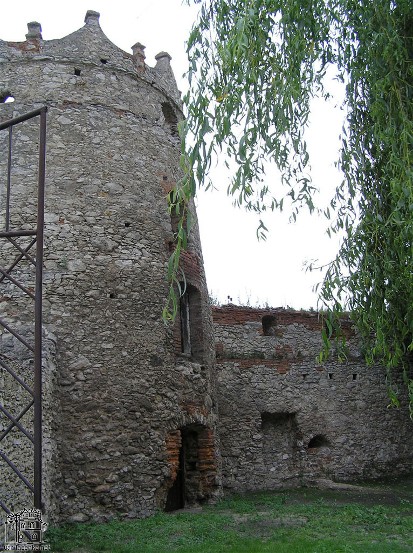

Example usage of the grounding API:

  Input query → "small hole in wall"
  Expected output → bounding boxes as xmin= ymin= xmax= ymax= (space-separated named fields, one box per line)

xmin=108 ymin=292 xmax=116 ymax=299
xmin=100 ymin=58 xmax=108 ymax=64
xmin=352 ymin=373 xmax=358 ymax=380
xmin=302 ymin=374 xmax=307 ymax=380
xmin=163 ymin=175 xmax=168 ymax=181
xmin=308 ymin=434 xmax=330 ymax=449
xmin=124 ymin=222 xmax=131 ymax=227
xmin=0 ymin=93 xmax=15 ymax=103
xmin=74 ymin=68 xmax=81 ymax=76
xmin=328 ymin=373 xmax=333 ymax=380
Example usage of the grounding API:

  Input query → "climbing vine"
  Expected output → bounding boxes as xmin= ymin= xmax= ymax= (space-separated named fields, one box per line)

xmin=165 ymin=0 xmax=413 ymax=413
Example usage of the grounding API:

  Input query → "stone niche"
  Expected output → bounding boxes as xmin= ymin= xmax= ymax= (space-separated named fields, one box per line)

xmin=261 ymin=412 xmax=299 ymax=477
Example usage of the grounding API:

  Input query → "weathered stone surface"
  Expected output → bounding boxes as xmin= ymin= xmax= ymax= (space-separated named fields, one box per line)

xmin=213 ymin=305 xmax=413 ymax=491
xmin=0 ymin=12 xmax=221 ymax=525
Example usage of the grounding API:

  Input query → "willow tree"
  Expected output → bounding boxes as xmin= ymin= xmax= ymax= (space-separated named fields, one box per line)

xmin=166 ymin=0 xmax=413 ymax=411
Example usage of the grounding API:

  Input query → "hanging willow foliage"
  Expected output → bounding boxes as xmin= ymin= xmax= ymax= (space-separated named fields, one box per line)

xmin=165 ymin=0 xmax=413 ymax=413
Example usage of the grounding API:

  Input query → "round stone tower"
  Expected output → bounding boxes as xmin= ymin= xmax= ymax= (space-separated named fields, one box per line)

xmin=0 ymin=11 xmax=221 ymax=523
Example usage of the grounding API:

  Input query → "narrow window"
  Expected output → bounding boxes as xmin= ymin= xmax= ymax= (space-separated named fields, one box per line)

xmin=180 ymin=289 xmax=191 ymax=355
xmin=178 ymin=284 xmax=204 ymax=361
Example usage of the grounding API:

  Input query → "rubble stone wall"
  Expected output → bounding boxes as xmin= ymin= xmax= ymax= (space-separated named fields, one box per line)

xmin=213 ymin=306 xmax=413 ymax=491
xmin=0 ymin=12 xmax=221 ymax=524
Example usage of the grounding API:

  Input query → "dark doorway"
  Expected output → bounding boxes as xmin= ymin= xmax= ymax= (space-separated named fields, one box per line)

xmin=165 ymin=426 xmax=202 ymax=511
xmin=165 ymin=443 xmax=185 ymax=511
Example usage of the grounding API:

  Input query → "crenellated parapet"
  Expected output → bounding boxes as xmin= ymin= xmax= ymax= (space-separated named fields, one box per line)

xmin=0 ymin=10 xmax=182 ymax=110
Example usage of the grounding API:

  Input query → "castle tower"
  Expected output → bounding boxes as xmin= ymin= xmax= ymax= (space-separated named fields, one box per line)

xmin=0 ymin=11 xmax=221 ymax=523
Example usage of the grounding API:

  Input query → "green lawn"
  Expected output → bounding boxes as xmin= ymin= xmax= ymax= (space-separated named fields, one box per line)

xmin=47 ymin=483 xmax=413 ymax=553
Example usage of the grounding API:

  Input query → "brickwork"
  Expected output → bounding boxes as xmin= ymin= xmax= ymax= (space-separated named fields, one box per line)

xmin=213 ymin=305 xmax=413 ymax=491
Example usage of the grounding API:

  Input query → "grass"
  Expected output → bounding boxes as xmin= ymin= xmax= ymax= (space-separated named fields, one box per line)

xmin=46 ymin=484 xmax=413 ymax=553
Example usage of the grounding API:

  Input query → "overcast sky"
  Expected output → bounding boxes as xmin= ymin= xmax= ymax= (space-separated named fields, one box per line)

xmin=0 ymin=0 xmax=345 ymax=309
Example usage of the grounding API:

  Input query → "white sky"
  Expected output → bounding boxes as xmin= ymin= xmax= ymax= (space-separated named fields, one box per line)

xmin=0 ymin=0 xmax=345 ymax=309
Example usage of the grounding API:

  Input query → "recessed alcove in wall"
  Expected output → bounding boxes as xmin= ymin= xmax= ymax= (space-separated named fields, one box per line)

xmin=308 ymin=434 xmax=330 ymax=449
xmin=161 ymin=102 xmax=178 ymax=137
xmin=262 ymin=315 xmax=276 ymax=336
xmin=261 ymin=412 xmax=298 ymax=468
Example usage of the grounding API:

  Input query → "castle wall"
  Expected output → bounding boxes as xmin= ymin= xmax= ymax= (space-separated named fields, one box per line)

xmin=0 ymin=12 xmax=221 ymax=524
xmin=1 ymin=9 xmax=412 ymax=528
xmin=213 ymin=306 xmax=413 ymax=491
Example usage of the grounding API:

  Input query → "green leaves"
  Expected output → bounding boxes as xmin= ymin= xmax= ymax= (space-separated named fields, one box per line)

xmin=177 ymin=0 xmax=413 ymax=413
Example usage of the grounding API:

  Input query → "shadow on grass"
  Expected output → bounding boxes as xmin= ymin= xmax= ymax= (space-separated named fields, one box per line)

xmin=47 ymin=477 xmax=413 ymax=553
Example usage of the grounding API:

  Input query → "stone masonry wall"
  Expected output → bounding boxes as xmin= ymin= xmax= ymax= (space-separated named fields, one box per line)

xmin=2 ymin=8 xmax=412 ymax=528
xmin=0 ymin=12 xmax=221 ymax=524
xmin=213 ymin=306 xmax=413 ymax=492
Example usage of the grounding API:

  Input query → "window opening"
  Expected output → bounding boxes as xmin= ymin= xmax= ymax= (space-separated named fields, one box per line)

xmin=262 ymin=315 xmax=276 ymax=336
xmin=180 ymin=289 xmax=191 ymax=355
xmin=0 ymin=93 xmax=15 ymax=103
xmin=161 ymin=103 xmax=178 ymax=137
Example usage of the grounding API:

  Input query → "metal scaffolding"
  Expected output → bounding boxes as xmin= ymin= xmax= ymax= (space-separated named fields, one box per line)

xmin=0 ymin=107 xmax=47 ymax=525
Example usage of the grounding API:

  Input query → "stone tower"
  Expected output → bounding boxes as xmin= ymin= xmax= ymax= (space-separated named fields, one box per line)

xmin=0 ymin=11 xmax=221 ymax=523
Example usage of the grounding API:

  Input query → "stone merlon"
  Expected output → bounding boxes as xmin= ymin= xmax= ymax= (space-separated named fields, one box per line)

xmin=155 ymin=51 xmax=172 ymax=72
xmin=84 ymin=10 xmax=100 ymax=25
xmin=26 ymin=21 xmax=42 ymax=40
xmin=132 ymin=42 xmax=146 ymax=73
